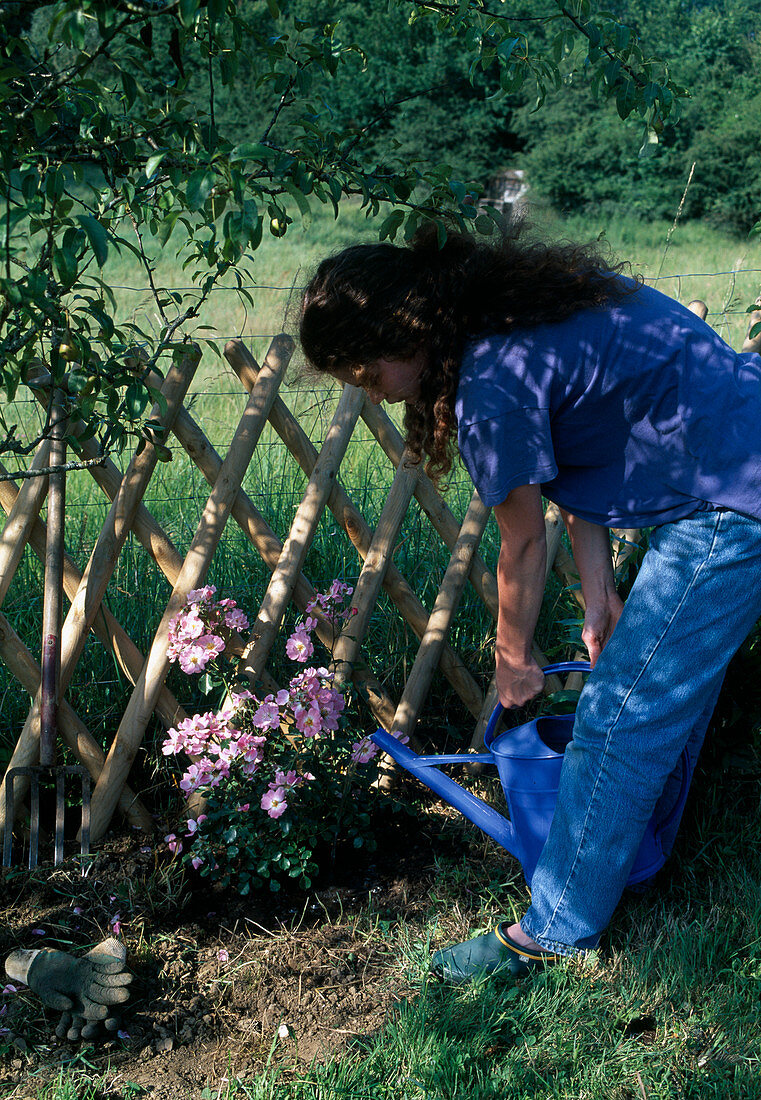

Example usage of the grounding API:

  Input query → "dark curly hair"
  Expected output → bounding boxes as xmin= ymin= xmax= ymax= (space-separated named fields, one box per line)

xmin=300 ymin=222 xmax=636 ymax=482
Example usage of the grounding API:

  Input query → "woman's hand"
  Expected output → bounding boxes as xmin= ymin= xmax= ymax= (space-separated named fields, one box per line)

xmin=581 ymin=591 xmax=624 ymax=667
xmin=496 ymin=655 xmax=546 ymax=709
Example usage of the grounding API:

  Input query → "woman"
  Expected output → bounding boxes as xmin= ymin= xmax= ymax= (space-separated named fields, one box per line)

xmin=299 ymin=224 xmax=761 ymax=982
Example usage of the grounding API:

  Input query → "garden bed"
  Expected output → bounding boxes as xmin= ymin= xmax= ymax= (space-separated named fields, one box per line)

xmin=0 ymin=805 xmax=490 ymax=1099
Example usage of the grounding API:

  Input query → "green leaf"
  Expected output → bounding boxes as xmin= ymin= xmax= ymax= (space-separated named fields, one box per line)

xmin=145 ymin=152 xmax=167 ymax=178
xmin=122 ymin=71 xmax=138 ymax=108
xmin=179 ymin=0 xmax=200 ymax=26
xmin=208 ymin=0 xmax=225 ymax=27
xmin=265 ymin=0 xmax=280 ymax=17
xmin=125 ymin=382 xmax=149 ymax=419
xmin=378 ymin=210 xmax=404 ymax=242
xmin=642 ymin=82 xmax=661 ymax=108
xmin=449 ymin=179 xmax=466 ymax=204
xmin=53 ymin=246 xmax=78 ymax=289
xmin=33 ymin=109 xmax=56 ymax=138
xmin=20 ymin=171 xmax=38 ymax=201
xmin=230 ymin=142 xmax=271 ymax=163
xmin=158 ymin=211 xmax=180 ymax=246
xmin=186 ymin=170 xmax=215 ymax=211
xmin=497 ymin=37 xmax=519 ymax=62
xmin=76 ymin=215 xmax=110 ymax=267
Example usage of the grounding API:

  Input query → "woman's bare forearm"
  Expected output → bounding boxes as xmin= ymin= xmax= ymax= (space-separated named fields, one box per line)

xmin=560 ymin=509 xmax=623 ymax=665
xmin=560 ymin=510 xmax=618 ymax=605
xmin=493 ymin=485 xmax=547 ymax=705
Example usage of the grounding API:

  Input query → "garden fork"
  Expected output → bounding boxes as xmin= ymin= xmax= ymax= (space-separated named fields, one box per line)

xmin=2 ymin=390 xmax=91 ymax=869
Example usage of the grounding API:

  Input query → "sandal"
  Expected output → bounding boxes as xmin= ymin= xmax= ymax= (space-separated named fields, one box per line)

xmin=430 ymin=923 xmax=560 ymax=984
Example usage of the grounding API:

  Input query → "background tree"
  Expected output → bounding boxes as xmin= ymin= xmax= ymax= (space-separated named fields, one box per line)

xmin=0 ymin=0 xmax=686 ymax=468
xmin=515 ymin=0 xmax=761 ymax=231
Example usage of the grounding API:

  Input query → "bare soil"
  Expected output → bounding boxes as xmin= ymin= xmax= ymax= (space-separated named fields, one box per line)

xmin=0 ymin=806 xmax=494 ymax=1099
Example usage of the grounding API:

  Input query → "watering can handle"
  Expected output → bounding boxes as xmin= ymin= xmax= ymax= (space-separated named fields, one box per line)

xmin=484 ymin=660 xmax=591 ymax=749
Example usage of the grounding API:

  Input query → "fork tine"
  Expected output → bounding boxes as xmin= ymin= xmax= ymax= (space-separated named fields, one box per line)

xmin=28 ymin=771 xmax=39 ymax=870
xmin=80 ymin=769 xmax=91 ymax=863
xmin=54 ymin=768 xmax=65 ymax=866
xmin=3 ymin=771 xmax=14 ymax=867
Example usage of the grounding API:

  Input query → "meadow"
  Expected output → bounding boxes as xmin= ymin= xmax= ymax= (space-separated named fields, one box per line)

xmin=1 ymin=203 xmax=761 ymax=1099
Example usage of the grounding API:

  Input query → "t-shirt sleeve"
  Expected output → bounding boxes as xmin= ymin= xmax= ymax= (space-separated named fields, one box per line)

xmin=457 ymin=407 xmax=558 ymax=507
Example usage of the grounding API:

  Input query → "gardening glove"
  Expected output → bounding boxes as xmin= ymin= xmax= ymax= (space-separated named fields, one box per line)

xmin=4 ymin=936 xmax=132 ymax=1040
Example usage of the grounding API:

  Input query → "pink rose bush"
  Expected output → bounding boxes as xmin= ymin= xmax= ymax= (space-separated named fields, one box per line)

xmin=162 ymin=583 xmax=396 ymax=894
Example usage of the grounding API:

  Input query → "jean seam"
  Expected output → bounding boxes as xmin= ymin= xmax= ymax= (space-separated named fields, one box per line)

xmin=527 ymin=511 xmax=724 ymax=946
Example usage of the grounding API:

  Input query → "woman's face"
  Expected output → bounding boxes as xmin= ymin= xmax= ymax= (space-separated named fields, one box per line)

xmin=332 ymin=351 xmax=426 ymax=406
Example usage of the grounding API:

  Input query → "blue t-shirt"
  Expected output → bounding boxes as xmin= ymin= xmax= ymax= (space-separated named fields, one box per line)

xmin=455 ymin=279 xmax=761 ymax=527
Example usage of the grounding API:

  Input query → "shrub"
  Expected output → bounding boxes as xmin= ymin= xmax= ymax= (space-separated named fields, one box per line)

xmin=161 ymin=584 xmax=406 ymax=894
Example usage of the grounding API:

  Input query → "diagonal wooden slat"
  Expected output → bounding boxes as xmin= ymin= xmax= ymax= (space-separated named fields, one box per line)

xmin=360 ymin=401 xmax=500 ymax=618
xmin=234 ymin=380 xmax=365 ymax=688
xmin=331 ymin=447 xmax=421 ymax=687
xmin=86 ymin=336 xmax=292 ymax=841
xmin=391 ymin=491 xmax=491 ymax=738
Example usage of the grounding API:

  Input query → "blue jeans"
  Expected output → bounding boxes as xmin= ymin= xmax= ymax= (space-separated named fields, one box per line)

xmin=521 ymin=508 xmax=761 ymax=955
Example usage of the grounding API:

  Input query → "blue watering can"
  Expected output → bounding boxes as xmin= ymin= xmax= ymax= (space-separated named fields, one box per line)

xmin=372 ymin=662 xmax=692 ymax=886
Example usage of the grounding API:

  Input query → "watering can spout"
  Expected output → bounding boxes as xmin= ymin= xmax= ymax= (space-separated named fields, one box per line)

xmin=370 ymin=729 xmax=522 ymax=860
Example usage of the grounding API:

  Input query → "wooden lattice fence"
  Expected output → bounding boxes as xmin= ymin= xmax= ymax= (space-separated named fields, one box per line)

xmin=0 ymin=333 xmax=641 ymax=851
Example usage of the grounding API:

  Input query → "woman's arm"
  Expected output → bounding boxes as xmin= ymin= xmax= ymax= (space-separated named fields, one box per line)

xmin=560 ymin=510 xmax=623 ymax=666
xmin=492 ymin=484 xmax=547 ymax=707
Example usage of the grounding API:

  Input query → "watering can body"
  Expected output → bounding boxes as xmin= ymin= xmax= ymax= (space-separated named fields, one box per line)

xmin=371 ymin=662 xmax=692 ymax=887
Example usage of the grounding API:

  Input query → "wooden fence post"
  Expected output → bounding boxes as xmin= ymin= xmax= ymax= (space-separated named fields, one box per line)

xmin=0 ymin=440 xmax=50 ymax=610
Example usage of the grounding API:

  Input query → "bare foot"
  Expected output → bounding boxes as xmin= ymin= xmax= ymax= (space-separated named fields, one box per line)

xmin=506 ymin=922 xmax=544 ymax=952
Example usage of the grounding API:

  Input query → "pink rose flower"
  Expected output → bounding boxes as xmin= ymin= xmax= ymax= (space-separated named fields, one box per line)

xmin=261 ymin=787 xmax=288 ymax=819
xmin=351 ymin=737 xmax=379 ymax=764
xmin=224 ymin=608 xmax=249 ymax=631
xmin=285 ymin=629 xmax=314 ymax=663
xmin=187 ymin=585 xmax=216 ymax=603
xmin=178 ymin=645 xmax=208 ymax=674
